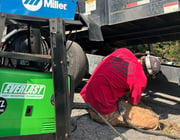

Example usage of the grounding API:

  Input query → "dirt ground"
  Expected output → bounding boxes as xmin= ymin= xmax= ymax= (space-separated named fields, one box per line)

xmin=71 ymin=78 xmax=180 ymax=140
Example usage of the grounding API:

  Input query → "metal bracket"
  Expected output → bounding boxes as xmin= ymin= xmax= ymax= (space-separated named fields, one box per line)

xmin=29 ymin=25 xmax=41 ymax=54
xmin=0 ymin=13 xmax=6 ymax=43
xmin=80 ymin=14 xmax=104 ymax=41
xmin=29 ymin=25 xmax=42 ymax=69
xmin=49 ymin=18 xmax=71 ymax=140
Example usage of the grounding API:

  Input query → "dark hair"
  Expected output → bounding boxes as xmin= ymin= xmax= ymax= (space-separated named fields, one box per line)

xmin=134 ymin=53 xmax=146 ymax=59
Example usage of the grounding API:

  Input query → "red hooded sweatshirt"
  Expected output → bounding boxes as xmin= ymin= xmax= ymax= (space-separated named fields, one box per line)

xmin=80 ymin=48 xmax=147 ymax=115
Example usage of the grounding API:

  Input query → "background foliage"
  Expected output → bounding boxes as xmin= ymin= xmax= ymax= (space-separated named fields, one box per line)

xmin=127 ymin=41 xmax=180 ymax=63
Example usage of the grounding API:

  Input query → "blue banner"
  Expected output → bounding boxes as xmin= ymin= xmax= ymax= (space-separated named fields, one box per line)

xmin=0 ymin=0 xmax=77 ymax=20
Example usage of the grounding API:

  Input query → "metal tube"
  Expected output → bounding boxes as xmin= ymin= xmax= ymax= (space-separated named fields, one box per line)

xmin=50 ymin=18 xmax=71 ymax=140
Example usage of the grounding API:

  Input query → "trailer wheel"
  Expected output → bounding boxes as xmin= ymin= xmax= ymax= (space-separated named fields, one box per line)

xmin=66 ymin=40 xmax=88 ymax=88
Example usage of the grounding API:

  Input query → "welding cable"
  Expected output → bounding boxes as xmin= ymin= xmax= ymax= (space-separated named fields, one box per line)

xmin=72 ymin=103 xmax=128 ymax=140
xmin=71 ymin=113 xmax=89 ymax=133
xmin=66 ymin=1 xmax=80 ymax=52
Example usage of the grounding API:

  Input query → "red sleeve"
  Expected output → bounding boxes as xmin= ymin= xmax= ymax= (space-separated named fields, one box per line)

xmin=129 ymin=85 xmax=146 ymax=105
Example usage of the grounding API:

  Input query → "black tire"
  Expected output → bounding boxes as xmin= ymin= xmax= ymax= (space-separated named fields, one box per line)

xmin=66 ymin=40 xmax=89 ymax=88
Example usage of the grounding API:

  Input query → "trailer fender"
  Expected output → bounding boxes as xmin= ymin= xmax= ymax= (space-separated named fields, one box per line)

xmin=80 ymin=14 xmax=104 ymax=41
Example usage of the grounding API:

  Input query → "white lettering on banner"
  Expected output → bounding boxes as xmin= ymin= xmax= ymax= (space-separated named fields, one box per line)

xmin=44 ymin=0 xmax=67 ymax=10
xmin=1 ymin=82 xmax=46 ymax=99
xmin=0 ymin=100 xmax=5 ymax=108
xmin=22 ymin=0 xmax=68 ymax=11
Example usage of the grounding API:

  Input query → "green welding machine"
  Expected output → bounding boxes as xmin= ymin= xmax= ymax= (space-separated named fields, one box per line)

xmin=0 ymin=68 xmax=71 ymax=137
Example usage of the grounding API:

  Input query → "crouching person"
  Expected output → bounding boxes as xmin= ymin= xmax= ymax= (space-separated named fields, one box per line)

xmin=80 ymin=48 xmax=161 ymax=130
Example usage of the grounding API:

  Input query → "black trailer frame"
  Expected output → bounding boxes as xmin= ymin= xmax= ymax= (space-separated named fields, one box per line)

xmin=76 ymin=0 xmax=180 ymax=47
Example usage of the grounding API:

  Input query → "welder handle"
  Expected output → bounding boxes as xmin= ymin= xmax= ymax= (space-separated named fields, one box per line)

xmin=72 ymin=102 xmax=90 ymax=109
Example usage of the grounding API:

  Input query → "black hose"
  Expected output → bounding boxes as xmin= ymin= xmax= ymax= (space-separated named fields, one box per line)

xmin=89 ymin=104 xmax=128 ymax=140
xmin=71 ymin=113 xmax=89 ymax=133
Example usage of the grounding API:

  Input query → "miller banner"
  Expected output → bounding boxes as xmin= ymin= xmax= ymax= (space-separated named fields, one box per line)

xmin=0 ymin=0 xmax=77 ymax=20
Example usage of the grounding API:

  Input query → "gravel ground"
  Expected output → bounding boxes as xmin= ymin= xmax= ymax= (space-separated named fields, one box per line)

xmin=71 ymin=78 xmax=180 ymax=140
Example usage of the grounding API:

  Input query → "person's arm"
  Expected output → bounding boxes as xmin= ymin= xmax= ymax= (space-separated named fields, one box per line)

xmin=129 ymin=85 xmax=146 ymax=105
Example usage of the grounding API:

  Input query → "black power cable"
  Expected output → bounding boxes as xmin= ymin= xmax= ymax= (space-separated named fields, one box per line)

xmin=72 ymin=102 xmax=180 ymax=140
